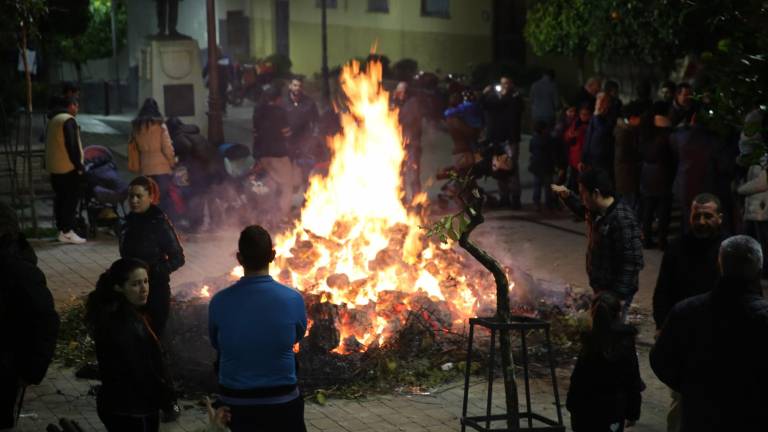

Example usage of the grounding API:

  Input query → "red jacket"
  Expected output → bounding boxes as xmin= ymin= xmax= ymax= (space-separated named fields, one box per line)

xmin=565 ymin=120 xmax=588 ymax=169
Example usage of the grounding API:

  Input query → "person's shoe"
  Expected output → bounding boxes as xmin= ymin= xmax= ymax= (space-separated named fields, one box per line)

xmin=58 ymin=230 xmax=86 ymax=244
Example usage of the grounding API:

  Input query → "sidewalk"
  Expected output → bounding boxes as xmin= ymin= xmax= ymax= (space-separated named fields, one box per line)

xmin=13 ymin=106 xmax=670 ymax=431
xmin=18 ymin=211 xmax=669 ymax=431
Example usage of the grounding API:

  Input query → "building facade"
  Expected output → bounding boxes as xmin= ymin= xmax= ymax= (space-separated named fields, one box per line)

xmin=126 ymin=0 xmax=493 ymax=77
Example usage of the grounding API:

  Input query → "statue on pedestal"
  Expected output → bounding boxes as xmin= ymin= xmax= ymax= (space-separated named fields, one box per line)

xmin=154 ymin=0 xmax=187 ymax=39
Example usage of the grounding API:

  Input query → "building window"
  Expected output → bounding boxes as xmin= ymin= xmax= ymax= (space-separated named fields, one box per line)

xmin=315 ymin=0 xmax=337 ymax=8
xmin=368 ymin=0 xmax=389 ymax=13
xmin=421 ymin=0 xmax=450 ymax=18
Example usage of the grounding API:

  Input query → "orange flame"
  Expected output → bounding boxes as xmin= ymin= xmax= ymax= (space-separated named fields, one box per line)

xmin=261 ymin=58 xmax=485 ymax=353
xmin=200 ymin=285 xmax=211 ymax=298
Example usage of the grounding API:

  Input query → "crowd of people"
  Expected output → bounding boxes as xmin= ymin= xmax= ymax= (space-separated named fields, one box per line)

xmin=5 ymin=64 xmax=767 ymax=432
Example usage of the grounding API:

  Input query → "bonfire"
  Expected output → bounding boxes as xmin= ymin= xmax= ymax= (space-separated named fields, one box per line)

xmin=202 ymin=59 xmax=504 ymax=354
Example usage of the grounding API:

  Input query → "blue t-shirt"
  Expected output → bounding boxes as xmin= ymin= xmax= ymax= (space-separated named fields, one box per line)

xmin=208 ymin=275 xmax=307 ymax=389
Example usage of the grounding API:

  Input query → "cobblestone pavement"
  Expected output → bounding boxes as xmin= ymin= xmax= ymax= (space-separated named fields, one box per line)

xmin=17 ymin=214 xmax=669 ymax=432
xmin=12 ymin=108 xmax=669 ymax=431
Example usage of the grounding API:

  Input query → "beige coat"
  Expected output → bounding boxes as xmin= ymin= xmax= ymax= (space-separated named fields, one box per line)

xmin=130 ymin=123 xmax=175 ymax=176
xmin=738 ymin=165 xmax=768 ymax=222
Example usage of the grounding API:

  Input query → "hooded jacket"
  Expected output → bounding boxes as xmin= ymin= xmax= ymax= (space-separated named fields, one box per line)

xmin=119 ymin=205 xmax=184 ymax=278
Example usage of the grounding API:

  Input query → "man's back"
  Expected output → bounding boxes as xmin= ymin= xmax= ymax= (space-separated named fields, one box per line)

xmin=651 ymin=284 xmax=768 ymax=431
xmin=208 ymin=275 xmax=307 ymax=390
xmin=652 ymin=233 xmax=721 ymax=328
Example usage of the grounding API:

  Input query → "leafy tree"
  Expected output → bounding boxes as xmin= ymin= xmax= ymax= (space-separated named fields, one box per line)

xmin=690 ymin=1 xmax=768 ymax=136
xmin=587 ymin=0 xmax=680 ymax=67
xmin=524 ymin=0 xmax=591 ymax=81
xmin=55 ymin=0 xmax=127 ymax=83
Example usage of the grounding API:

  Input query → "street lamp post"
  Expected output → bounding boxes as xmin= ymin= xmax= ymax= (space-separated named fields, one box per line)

xmin=110 ymin=0 xmax=121 ymax=113
xmin=206 ymin=0 xmax=224 ymax=146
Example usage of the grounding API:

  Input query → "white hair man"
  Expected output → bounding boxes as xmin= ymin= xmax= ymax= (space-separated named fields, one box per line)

xmin=650 ymin=235 xmax=768 ymax=432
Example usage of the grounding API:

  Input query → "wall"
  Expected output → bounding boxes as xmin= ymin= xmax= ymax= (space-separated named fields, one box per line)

xmin=286 ymin=0 xmax=493 ymax=76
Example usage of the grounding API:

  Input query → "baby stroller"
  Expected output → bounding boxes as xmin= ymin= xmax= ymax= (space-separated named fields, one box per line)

xmin=78 ymin=145 xmax=129 ymax=238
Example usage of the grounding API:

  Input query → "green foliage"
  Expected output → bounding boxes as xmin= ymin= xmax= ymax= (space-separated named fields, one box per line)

xmin=525 ymin=0 xmax=679 ymax=66
xmin=56 ymin=0 xmax=127 ymax=68
xmin=589 ymin=1 xmax=680 ymax=65
xmin=692 ymin=1 xmax=768 ymax=133
xmin=524 ymin=0 xmax=591 ymax=61
xmin=54 ymin=301 xmax=95 ymax=368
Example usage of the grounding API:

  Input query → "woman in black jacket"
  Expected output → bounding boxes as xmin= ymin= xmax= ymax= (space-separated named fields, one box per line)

xmin=566 ymin=291 xmax=643 ymax=432
xmin=85 ymin=258 xmax=174 ymax=432
xmin=120 ymin=176 xmax=184 ymax=336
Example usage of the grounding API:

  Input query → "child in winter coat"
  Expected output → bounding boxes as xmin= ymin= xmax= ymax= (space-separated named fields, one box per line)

xmin=567 ymin=292 xmax=643 ymax=432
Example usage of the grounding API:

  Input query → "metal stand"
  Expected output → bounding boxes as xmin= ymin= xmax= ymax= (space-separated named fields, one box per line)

xmin=461 ymin=316 xmax=564 ymax=432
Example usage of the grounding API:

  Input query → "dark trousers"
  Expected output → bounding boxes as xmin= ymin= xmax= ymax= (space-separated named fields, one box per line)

xmin=641 ymin=195 xmax=671 ymax=245
xmin=532 ymin=174 xmax=555 ymax=207
xmin=50 ymin=171 xmax=81 ymax=233
xmin=0 ymin=379 xmax=22 ymax=429
xmin=147 ymin=271 xmax=171 ymax=336
xmin=228 ymin=396 xmax=307 ymax=432
xmin=97 ymin=408 xmax=159 ymax=432
xmin=496 ymin=141 xmax=521 ymax=204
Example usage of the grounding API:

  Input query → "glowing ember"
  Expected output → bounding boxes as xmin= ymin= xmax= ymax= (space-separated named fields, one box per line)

xmin=200 ymin=285 xmax=211 ymax=298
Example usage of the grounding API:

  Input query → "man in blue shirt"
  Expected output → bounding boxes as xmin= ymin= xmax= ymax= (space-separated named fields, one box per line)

xmin=209 ymin=225 xmax=307 ymax=431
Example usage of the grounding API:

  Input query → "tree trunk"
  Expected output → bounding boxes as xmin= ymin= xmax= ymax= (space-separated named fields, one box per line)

xmin=18 ymin=22 xmax=38 ymax=232
xmin=459 ymin=202 xmax=520 ymax=429
xmin=20 ymin=25 xmax=32 ymax=113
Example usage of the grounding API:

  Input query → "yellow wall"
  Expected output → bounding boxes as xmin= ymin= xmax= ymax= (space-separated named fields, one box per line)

xmin=245 ymin=0 xmax=493 ymax=76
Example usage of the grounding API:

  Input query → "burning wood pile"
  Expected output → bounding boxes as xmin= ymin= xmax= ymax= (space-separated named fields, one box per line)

xmin=163 ymin=58 xmax=580 ymax=394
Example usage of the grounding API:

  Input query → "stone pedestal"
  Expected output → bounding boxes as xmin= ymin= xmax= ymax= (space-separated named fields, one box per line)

xmin=138 ymin=39 xmax=207 ymax=135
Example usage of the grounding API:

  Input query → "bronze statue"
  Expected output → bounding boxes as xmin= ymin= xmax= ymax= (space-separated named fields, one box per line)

xmin=155 ymin=0 xmax=183 ymax=38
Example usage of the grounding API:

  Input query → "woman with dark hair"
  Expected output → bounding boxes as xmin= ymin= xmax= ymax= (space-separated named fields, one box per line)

xmin=85 ymin=258 xmax=175 ymax=431
xmin=120 ymin=176 xmax=184 ymax=336
xmin=129 ymin=98 xmax=178 ymax=220
xmin=566 ymin=292 xmax=643 ymax=432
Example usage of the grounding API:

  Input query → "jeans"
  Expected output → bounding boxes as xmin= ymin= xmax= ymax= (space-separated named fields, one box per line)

xmin=50 ymin=171 xmax=82 ymax=232
xmin=496 ymin=141 xmax=521 ymax=204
